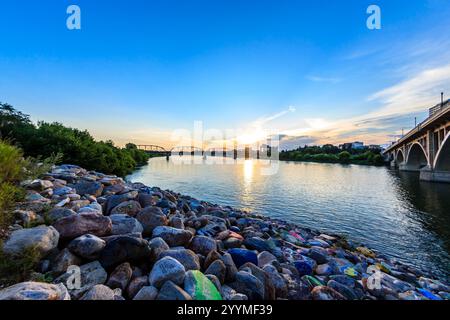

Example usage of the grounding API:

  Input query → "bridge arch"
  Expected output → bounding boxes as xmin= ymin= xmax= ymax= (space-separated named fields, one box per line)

xmin=406 ymin=142 xmax=429 ymax=170
xmin=433 ymin=131 xmax=450 ymax=171
xmin=396 ymin=149 xmax=405 ymax=163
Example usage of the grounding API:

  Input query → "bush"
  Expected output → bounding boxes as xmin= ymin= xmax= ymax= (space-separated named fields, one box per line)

xmin=338 ymin=151 xmax=351 ymax=163
xmin=0 ymin=244 xmax=42 ymax=286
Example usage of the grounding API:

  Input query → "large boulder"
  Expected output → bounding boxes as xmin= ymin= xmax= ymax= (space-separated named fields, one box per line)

xmin=54 ymin=261 xmax=107 ymax=299
xmin=205 ymin=260 xmax=226 ymax=284
xmin=228 ymin=249 xmax=258 ymax=269
xmin=152 ymin=226 xmax=193 ymax=247
xmin=136 ymin=206 xmax=168 ymax=236
xmin=189 ymin=236 xmax=217 ymax=256
xmin=73 ymin=181 xmax=104 ymax=197
xmin=159 ymin=249 xmax=200 ymax=271
xmin=133 ymin=286 xmax=158 ymax=300
xmin=229 ymin=271 xmax=265 ymax=300
xmin=184 ymin=270 xmax=222 ymax=300
xmin=53 ymin=212 xmax=112 ymax=240
xmin=105 ymin=191 xmax=138 ymax=214
xmin=2 ymin=226 xmax=59 ymax=258
xmin=47 ymin=208 xmax=77 ymax=222
xmin=110 ymin=200 xmax=142 ymax=217
xmin=99 ymin=236 xmax=152 ymax=269
xmin=0 ymin=282 xmax=70 ymax=300
xmin=67 ymin=234 xmax=106 ymax=260
xmin=110 ymin=214 xmax=143 ymax=235
xmin=157 ymin=281 xmax=192 ymax=300
xmin=149 ymin=237 xmax=170 ymax=262
xmin=149 ymin=257 xmax=186 ymax=288
xmin=51 ymin=248 xmax=82 ymax=274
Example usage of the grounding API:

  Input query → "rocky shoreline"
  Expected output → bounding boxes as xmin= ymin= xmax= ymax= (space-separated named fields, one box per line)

xmin=0 ymin=164 xmax=448 ymax=300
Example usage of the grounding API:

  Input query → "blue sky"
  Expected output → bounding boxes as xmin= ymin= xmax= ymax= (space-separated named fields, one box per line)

xmin=1 ymin=0 xmax=450 ymax=148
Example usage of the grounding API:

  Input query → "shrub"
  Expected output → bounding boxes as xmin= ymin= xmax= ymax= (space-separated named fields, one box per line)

xmin=338 ymin=151 xmax=351 ymax=163
xmin=0 ymin=244 xmax=42 ymax=286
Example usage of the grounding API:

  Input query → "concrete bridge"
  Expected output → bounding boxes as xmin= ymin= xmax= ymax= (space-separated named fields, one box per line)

xmin=383 ymin=99 xmax=450 ymax=183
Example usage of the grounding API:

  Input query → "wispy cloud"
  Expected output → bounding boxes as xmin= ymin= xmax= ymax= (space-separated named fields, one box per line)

xmin=306 ymin=76 xmax=342 ymax=84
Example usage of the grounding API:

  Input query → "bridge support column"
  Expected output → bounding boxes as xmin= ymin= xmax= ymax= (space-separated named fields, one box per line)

xmin=420 ymin=168 xmax=450 ymax=183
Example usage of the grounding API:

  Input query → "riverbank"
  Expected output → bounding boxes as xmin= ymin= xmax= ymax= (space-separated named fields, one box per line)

xmin=0 ymin=164 xmax=448 ymax=300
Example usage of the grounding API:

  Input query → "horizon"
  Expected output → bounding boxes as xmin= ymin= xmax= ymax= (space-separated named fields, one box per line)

xmin=1 ymin=1 xmax=450 ymax=149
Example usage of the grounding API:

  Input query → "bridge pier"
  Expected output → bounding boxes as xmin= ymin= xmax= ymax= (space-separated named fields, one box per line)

xmin=420 ymin=167 xmax=450 ymax=183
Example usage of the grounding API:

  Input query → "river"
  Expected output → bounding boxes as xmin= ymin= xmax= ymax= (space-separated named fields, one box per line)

xmin=127 ymin=156 xmax=450 ymax=282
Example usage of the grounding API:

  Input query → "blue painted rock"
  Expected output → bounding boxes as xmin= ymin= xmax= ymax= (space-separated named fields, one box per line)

xmin=294 ymin=260 xmax=313 ymax=276
xmin=228 ymin=249 xmax=258 ymax=268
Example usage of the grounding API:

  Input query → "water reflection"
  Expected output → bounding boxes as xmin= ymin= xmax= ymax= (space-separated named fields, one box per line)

xmin=127 ymin=157 xmax=450 ymax=281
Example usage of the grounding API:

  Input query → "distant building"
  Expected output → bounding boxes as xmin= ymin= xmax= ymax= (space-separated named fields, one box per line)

xmin=368 ymin=144 xmax=381 ymax=150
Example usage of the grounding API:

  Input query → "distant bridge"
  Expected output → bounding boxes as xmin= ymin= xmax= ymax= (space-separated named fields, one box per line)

xmin=383 ymin=99 xmax=450 ymax=183
xmin=137 ymin=144 xmax=274 ymax=160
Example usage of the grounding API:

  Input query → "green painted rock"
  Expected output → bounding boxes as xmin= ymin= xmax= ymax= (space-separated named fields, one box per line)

xmin=184 ymin=270 xmax=222 ymax=300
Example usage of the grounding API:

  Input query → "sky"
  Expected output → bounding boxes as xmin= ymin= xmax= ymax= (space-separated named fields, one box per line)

xmin=1 ymin=0 xmax=450 ymax=149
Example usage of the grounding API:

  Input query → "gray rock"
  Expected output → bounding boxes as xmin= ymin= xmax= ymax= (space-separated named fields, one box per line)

xmin=159 ymin=249 xmax=200 ymax=271
xmin=111 ymin=214 xmax=143 ymax=235
xmin=152 ymin=226 xmax=193 ymax=247
xmin=99 ymin=236 xmax=152 ymax=269
xmin=54 ymin=261 xmax=107 ymax=299
xmin=2 ymin=225 xmax=59 ymax=258
xmin=149 ymin=237 xmax=170 ymax=262
xmin=205 ymin=274 xmax=222 ymax=292
xmin=67 ymin=234 xmax=106 ymax=260
xmin=47 ymin=208 xmax=77 ymax=222
xmin=190 ymin=236 xmax=217 ymax=256
xmin=74 ymin=181 xmax=104 ymax=197
xmin=133 ymin=286 xmax=158 ymax=300
xmin=149 ymin=256 xmax=186 ymax=288
xmin=262 ymin=264 xmax=288 ymax=298
xmin=51 ymin=248 xmax=82 ymax=274
xmin=157 ymin=281 xmax=192 ymax=300
xmin=80 ymin=284 xmax=115 ymax=300
xmin=110 ymin=200 xmax=142 ymax=217
xmin=105 ymin=191 xmax=138 ymax=215
xmin=0 ymin=282 xmax=70 ymax=300
xmin=136 ymin=206 xmax=168 ymax=236
xmin=229 ymin=271 xmax=265 ymax=300
xmin=258 ymin=251 xmax=277 ymax=268
xmin=106 ymin=262 xmax=132 ymax=290
xmin=327 ymin=280 xmax=358 ymax=300
xmin=205 ymin=260 xmax=226 ymax=284
xmin=221 ymin=253 xmax=238 ymax=282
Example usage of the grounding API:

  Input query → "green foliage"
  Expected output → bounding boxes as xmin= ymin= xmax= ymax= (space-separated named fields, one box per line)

xmin=0 ymin=244 xmax=42 ymax=286
xmin=280 ymin=144 xmax=386 ymax=166
xmin=0 ymin=103 xmax=150 ymax=177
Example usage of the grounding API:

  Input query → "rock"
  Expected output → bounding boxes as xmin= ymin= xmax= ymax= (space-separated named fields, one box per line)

xmin=327 ymin=280 xmax=358 ymax=300
xmin=127 ymin=276 xmax=149 ymax=299
xmin=311 ymin=286 xmax=346 ymax=300
xmin=190 ymin=236 xmax=217 ymax=256
xmin=240 ymin=262 xmax=275 ymax=300
xmin=110 ymin=200 xmax=142 ymax=217
xmin=110 ymin=214 xmax=143 ymax=235
xmin=80 ymin=284 xmax=115 ymax=300
xmin=243 ymin=237 xmax=274 ymax=253
xmin=170 ymin=217 xmax=184 ymax=229
xmin=106 ymin=191 xmax=138 ymax=214
xmin=53 ymin=212 xmax=112 ymax=240
xmin=316 ymin=263 xmax=334 ymax=276
xmin=137 ymin=193 xmax=155 ymax=208
xmin=258 ymin=251 xmax=277 ymax=268
xmin=74 ymin=181 xmax=104 ymax=197
xmin=228 ymin=248 xmax=258 ymax=269
xmin=157 ymin=281 xmax=192 ymax=300
xmin=136 ymin=206 xmax=168 ymax=236
xmin=69 ymin=200 xmax=91 ymax=212
xmin=149 ymin=237 xmax=170 ymax=262
xmin=0 ymin=282 xmax=70 ymax=300
xmin=47 ymin=208 xmax=77 ymax=222
xmin=231 ymin=293 xmax=248 ymax=300
xmin=221 ymin=253 xmax=238 ymax=282
xmin=306 ymin=247 xmax=329 ymax=265
xmin=2 ymin=225 xmax=59 ymax=258
xmin=52 ymin=248 xmax=82 ymax=274
xmin=204 ymin=250 xmax=221 ymax=270
xmin=294 ymin=260 xmax=313 ymax=276
xmin=67 ymin=234 xmax=106 ymax=260
xmin=223 ymin=237 xmax=243 ymax=249
xmin=184 ymin=270 xmax=222 ymax=300
xmin=133 ymin=286 xmax=158 ymax=300
xmin=149 ymin=256 xmax=186 ymax=288
xmin=159 ymin=249 xmax=200 ymax=271
xmin=329 ymin=275 xmax=356 ymax=288
xmin=152 ymin=226 xmax=193 ymax=247
xmin=262 ymin=264 xmax=288 ymax=298
xmin=205 ymin=260 xmax=226 ymax=284
xmin=106 ymin=262 xmax=133 ymax=290
xmin=14 ymin=210 xmax=38 ymax=225
xmin=229 ymin=271 xmax=265 ymax=300
xmin=205 ymin=274 xmax=222 ymax=292
xmin=54 ymin=261 xmax=107 ymax=299
xmin=99 ymin=236 xmax=152 ymax=268
xmin=28 ymin=179 xmax=54 ymax=191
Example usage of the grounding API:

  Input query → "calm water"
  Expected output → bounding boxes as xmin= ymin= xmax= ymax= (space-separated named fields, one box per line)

xmin=127 ymin=156 xmax=450 ymax=282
